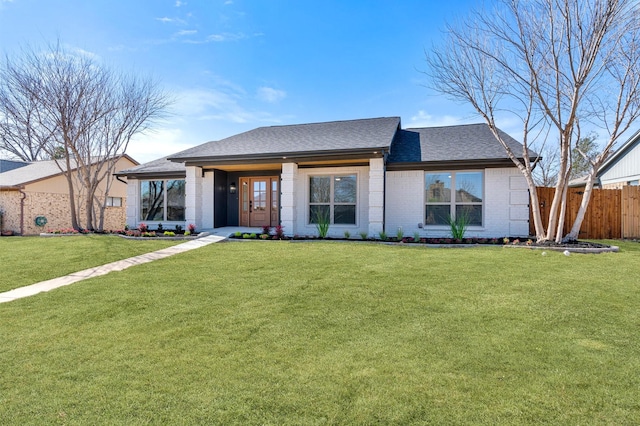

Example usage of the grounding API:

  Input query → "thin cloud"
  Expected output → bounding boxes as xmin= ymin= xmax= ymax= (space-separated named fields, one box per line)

xmin=156 ymin=17 xmax=187 ymax=25
xmin=256 ymin=87 xmax=286 ymax=103
xmin=408 ymin=110 xmax=473 ymax=128
xmin=175 ymin=29 xmax=197 ymax=37
xmin=175 ymin=0 xmax=186 ymax=6
xmin=206 ymin=32 xmax=247 ymax=42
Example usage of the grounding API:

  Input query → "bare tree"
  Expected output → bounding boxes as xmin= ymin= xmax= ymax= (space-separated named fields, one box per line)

xmin=427 ymin=0 xmax=640 ymax=242
xmin=0 ymin=42 xmax=171 ymax=230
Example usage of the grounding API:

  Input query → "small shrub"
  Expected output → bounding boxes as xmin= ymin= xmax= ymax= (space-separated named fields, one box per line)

xmin=446 ymin=214 xmax=469 ymax=240
xmin=396 ymin=227 xmax=404 ymax=240
xmin=379 ymin=230 xmax=387 ymax=241
xmin=313 ymin=209 xmax=330 ymax=238
xmin=250 ymin=233 xmax=257 ymax=239
xmin=343 ymin=230 xmax=351 ymax=239
xmin=138 ymin=223 xmax=148 ymax=232
xmin=275 ymin=225 xmax=285 ymax=239
xmin=260 ymin=234 xmax=269 ymax=239
xmin=234 ymin=231 xmax=242 ymax=237
xmin=175 ymin=224 xmax=183 ymax=232
xmin=242 ymin=233 xmax=252 ymax=239
xmin=184 ymin=230 xmax=191 ymax=236
xmin=262 ymin=225 xmax=271 ymax=235
xmin=141 ymin=231 xmax=157 ymax=237
xmin=359 ymin=232 xmax=368 ymax=240
xmin=188 ymin=223 xmax=196 ymax=234
xmin=157 ymin=223 xmax=164 ymax=232
xmin=413 ymin=231 xmax=420 ymax=242
xmin=163 ymin=231 xmax=175 ymax=236
xmin=503 ymin=237 xmax=510 ymax=244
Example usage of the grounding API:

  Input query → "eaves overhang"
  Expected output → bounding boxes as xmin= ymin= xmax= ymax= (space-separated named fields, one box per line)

xmin=386 ymin=158 xmax=524 ymax=171
xmin=115 ymin=171 xmax=187 ymax=180
xmin=169 ymin=147 xmax=388 ymax=167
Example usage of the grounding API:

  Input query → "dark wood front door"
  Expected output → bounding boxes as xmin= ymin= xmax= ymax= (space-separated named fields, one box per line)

xmin=240 ymin=177 xmax=279 ymax=227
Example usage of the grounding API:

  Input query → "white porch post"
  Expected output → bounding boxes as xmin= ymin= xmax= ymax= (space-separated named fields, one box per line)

xmin=126 ymin=178 xmax=139 ymax=228
xmin=368 ymin=158 xmax=385 ymax=236
xmin=280 ymin=162 xmax=298 ymax=236
xmin=185 ymin=166 xmax=203 ymax=228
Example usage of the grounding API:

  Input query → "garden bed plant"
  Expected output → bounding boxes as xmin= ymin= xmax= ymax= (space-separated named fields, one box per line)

xmin=230 ymin=225 xmax=613 ymax=251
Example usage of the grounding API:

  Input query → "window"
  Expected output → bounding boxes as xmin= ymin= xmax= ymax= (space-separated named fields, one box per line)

xmin=140 ymin=179 xmax=185 ymax=221
xmin=106 ymin=196 xmax=122 ymax=207
xmin=629 ymin=180 xmax=639 ymax=186
xmin=425 ymin=171 xmax=483 ymax=226
xmin=309 ymin=174 xmax=357 ymax=225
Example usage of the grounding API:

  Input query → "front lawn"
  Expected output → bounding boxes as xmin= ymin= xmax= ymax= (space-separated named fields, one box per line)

xmin=0 ymin=241 xmax=638 ymax=424
xmin=0 ymin=235 xmax=180 ymax=292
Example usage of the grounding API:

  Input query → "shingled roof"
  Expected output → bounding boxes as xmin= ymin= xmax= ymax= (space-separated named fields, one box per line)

xmin=387 ymin=123 xmax=534 ymax=167
xmin=0 ymin=155 xmax=138 ymax=187
xmin=116 ymin=156 xmax=187 ymax=178
xmin=119 ymin=118 xmax=531 ymax=176
xmin=168 ymin=116 xmax=401 ymax=161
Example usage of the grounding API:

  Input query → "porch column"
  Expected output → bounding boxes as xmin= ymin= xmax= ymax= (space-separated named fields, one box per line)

xmin=185 ymin=166 xmax=203 ymax=228
xmin=368 ymin=158 xmax=385 ymax=236
xmin=126 ymin=178 xmax=139 ymax=228
xmin=280 ymin=162 xmax=298 ymax=236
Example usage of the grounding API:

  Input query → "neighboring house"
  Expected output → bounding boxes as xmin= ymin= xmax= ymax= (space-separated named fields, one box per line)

xmin=597 ymin=129 xmax=640 ymax=189
xmin=117 ymin=117 xmax=535 ymax=238
xmin=0 ymin=155 xmax=137 ymax=235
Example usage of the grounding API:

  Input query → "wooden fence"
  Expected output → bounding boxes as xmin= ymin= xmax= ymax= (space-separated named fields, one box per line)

xmin=530 ymin=186 xmax=640 ymax=239
xmin=622 ymin=185 xmax=640 ymax=238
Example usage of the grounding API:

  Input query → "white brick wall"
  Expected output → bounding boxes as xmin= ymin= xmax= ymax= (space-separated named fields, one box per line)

xmin=185 ymin=166 xmax=203 ymax=228
xmin=125 ymin=179 xmax=139 ymax=229
xmin=385 ymin=171 xmax=424 ymax=236
xmin=368 ymin=158 xmax=385 ymax=236
xmin=386 ymin=167 xmax=529 ymax=238
xmin=280 ymin=163 xmax=298 ymax=235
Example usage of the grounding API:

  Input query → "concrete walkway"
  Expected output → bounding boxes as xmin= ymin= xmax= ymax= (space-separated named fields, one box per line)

xmin=0 ymin=234 xmax=226 ymax=304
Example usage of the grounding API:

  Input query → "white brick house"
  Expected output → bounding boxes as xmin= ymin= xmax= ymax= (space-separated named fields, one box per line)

xmin=117 ymin=117 xmax=533 ymax=238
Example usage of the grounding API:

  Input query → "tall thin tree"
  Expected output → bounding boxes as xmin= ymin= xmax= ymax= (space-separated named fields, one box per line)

xmin=0 ymin=42 xmax=171 ymax=230
xmin=427 ymin=0 xmax=640 ymax=242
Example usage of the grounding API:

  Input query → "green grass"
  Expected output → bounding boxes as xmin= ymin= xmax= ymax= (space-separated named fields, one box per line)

xmin=1 ymin=241 xmax=639 ymax=424
xmin=0 ymin=235 xmax=180 ymax=292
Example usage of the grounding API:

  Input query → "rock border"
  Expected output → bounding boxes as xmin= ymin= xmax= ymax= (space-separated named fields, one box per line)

xmin=502 ymin=244 xmax=619 ymax=254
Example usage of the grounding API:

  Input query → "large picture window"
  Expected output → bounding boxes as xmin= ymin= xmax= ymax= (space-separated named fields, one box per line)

xmin=140 ymin=179 xmax=185 ymax=222
xmin=425 ymin=171 xmax=483 ymax=226
xmin=309 ymin=174 xmax=357 ymax=225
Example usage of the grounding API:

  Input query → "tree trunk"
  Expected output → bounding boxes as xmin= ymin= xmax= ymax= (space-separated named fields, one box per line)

xmin=565 ymin=172 xmax=599 ymax=241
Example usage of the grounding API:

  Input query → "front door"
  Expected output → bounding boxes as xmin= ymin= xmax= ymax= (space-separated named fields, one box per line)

xmin=240 ymin=177 xmax=279 ymax=227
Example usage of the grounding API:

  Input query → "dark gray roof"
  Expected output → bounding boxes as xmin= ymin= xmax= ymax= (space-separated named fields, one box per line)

xmin=118 ymin=119 xmax=531 ymax=176
xmin=116 ymin=156 xmax=186 ymax=177
xmin=388 ymin=123 xmax=533 ymax=164
xmin=168 ymin=116 xmax=401 ymax=161
xmin=0 ymin=159 xmax=29 ymax=173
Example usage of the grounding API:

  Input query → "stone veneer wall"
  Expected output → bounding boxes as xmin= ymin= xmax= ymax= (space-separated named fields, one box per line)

xmin=0 ymin=190 xmax=125 ymax=235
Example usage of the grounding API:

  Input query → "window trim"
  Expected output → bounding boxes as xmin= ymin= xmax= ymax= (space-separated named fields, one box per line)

xmin=106 ymin=196 xmax=122 ymax=207
xmin=424 ymin=170 xmax=484 ymax=228
xmin=139 ymin=179 xmax=186 ymax=222
xmin=308 ymin=173 xmax=358 ymax=226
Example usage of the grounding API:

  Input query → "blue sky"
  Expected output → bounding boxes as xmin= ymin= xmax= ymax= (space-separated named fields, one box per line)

xmin=0 ymin=0 xmax=486 ymax=163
